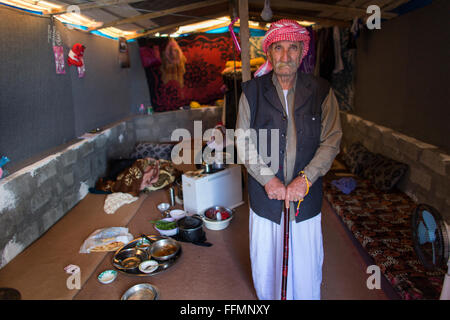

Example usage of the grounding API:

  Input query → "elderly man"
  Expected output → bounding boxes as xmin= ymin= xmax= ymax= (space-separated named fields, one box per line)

xmin=235 ymin=19 xmax=342 ymax=300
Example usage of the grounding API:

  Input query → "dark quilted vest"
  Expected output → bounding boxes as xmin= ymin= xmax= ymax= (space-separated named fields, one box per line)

xmin=242 ymin=71 xmax=330 ymax=224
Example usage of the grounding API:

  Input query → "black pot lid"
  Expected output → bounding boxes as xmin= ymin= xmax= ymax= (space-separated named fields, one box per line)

xmin=0 ymin=288 xmax=21 ymax=300
xmin=177 ymin=216 xmax=202 ymax=230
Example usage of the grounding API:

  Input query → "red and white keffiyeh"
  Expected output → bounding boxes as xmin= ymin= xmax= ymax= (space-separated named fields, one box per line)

xmin=255 ymin=19 xmax=310 ymax=77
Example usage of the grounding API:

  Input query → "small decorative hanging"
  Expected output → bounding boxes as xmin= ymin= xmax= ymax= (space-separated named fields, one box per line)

xmin=49 ymin=19 xmax=65 ymax=74
xmin=0 ymin=156 xmax=10 ymax=179
xmin=118 ymin=37 xmax=130 ymax=68
xmin=68 ymin=43 xmax=86 ymax=78
xmin=261 ymin=0 xmax=273 ymax=21
xmin=53 ymin=46 xmax=65 ymax=74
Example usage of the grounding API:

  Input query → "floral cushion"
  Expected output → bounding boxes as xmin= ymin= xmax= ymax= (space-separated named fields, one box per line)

xmin=130 ymin=142 xmax=175 ymax=161
xmin=363 ymin=154 xmax=408 ymax=192
xmin=343 ymin=142 xmax=408 ymax=192
xmin=342 ymin=142 xmax=378 ymax=176
xmin=323 ymin=164 xmax=445 ymax=300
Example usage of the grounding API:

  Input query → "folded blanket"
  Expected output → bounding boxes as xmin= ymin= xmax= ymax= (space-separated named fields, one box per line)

xmin=104 ymin=192 xmax=139 ymax=214
xmin=96 ymin=158 xmax=181 ymax=196
xmin=96 ymin=158 xmax=159 ymax=196
xmin=331 ymin=177 xmax=357 ymax=195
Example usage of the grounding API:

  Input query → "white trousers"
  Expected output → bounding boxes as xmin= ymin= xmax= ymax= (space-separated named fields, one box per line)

xmin=249 ymin=209 xmax=324 ymax=300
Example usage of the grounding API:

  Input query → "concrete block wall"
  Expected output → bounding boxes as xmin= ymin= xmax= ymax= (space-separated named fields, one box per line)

xmin=134 ymin=107 xmax=223 ymax=142
xmin=339 ymin=111 xmax=450 ymax=221
xmin=0 ymin=120 xmax=136 ymax=268
xmin=0 ymin=107 xmax=223 ymax=269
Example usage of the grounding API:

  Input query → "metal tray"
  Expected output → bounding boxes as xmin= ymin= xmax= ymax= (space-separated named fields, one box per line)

xmin=112 ymin=235 xmax=182 ymax=277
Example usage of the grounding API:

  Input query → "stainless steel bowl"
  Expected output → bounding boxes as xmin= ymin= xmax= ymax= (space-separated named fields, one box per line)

xmin=121 ymin=283 xmax=159 ymax=300
xmin=204 ymin=206 xmax=234 ymax=221
xmin=149 ymin=238 xmax=180 ymax=261
xmin=203 ymin=206 xmax=234 ymax=231
xmin=112 ymin=248 xmax=149 ymax=271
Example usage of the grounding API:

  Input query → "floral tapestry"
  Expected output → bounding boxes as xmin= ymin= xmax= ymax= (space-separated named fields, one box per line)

xmin=140 ymin=33 xmax=237 ymax=112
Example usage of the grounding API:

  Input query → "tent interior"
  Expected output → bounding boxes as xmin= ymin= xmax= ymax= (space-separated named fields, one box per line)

xmin=0 ymin=0 xmax=449 ymax=302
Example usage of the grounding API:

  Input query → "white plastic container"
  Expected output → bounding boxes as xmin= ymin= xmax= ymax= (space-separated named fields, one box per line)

xmin=182 ymin=164 xmax=243 ymax=215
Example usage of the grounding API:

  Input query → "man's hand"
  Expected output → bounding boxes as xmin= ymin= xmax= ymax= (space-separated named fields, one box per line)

xmin=284 ymin=176 xmax=311 ymax=208
xmin=264 ymin=177 xmax=286 ymax=201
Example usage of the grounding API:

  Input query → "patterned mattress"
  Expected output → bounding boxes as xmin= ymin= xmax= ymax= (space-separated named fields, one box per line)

xmin=323 ymin=161 xmax=445 ymax=300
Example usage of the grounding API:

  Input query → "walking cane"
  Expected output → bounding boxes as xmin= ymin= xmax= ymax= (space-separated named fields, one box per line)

xmin=281 ymin=172 xmax=310 ymax=300
xmin=281 ymin=203 xmax=290 ymax=300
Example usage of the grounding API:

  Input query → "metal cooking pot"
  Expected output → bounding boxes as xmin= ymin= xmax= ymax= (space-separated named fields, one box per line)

xmin=198 ymin=161 xmax=225 ymax=174
xmin=176 ymin=216 xmax=211 ymax=246
xmin=212 ymin=161 xmax=226 ymax=170
xmin=212 ymin=152 xmax=231 ymax=170
xmin=202 ymin=162 xmax=214 ymax=174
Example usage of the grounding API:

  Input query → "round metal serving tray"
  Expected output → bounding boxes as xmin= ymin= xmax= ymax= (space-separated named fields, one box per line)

xmin=112 ymin=235 xmax=182 ymax=277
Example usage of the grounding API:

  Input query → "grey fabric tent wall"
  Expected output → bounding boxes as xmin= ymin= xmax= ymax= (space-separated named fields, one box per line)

xmin=0 ymin=6 xmax=150 ymax=173
xmin=353 ymin=0 xmax=450 ymax=152
xmin=0 ymin=8 xmax=75 ymax=171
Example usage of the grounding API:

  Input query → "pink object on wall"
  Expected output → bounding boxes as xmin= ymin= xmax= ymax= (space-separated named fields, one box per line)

xmin=229 ymin=17 xmax=241 ymax=53
xmin=53 ymin=46 xmax=66 ymax=74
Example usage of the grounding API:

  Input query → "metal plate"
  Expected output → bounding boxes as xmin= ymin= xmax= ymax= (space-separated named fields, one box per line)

xmin=121 ymin=283 xmax=160 ymax=300
xmin=112 ymin=235 xmax=182 ymax=277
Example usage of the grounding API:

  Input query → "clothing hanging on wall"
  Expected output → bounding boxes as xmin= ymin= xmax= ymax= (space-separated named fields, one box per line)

xmin=222 ymin=71 xmax=242 ymax=130
xmin=332 ymin=26 xmax=344 ymax=74
xmin=312 ymin=24 xmax=357 ymax=111
xmin=330 ymin=28 xmax=356 ymax=111
xmin=299 ymin=26 xmax=316 ymax=74
xmin=160 ymin=39 xmax=187 ymax=88
xmin=315 ymin=27 xmax=335 ymax=82
xmin=349 ymin=17 xmax=363 ymax=49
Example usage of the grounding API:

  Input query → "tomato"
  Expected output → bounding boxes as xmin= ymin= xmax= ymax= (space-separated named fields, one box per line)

xmin=221 ymin=211 xmax=230 ymax=220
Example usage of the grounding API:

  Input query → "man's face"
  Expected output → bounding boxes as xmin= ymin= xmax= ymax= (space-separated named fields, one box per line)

xmin=268 ymin=40 xmax=303 ymax=77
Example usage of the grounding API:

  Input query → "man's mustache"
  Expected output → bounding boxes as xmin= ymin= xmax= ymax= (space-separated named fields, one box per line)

xmin=274 ymin=62 xmax=297 ymax=68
